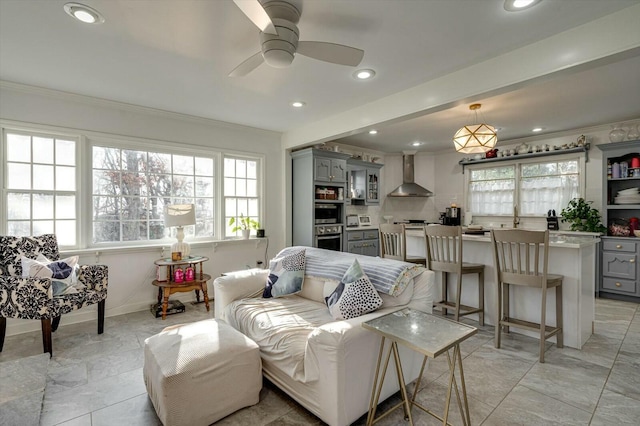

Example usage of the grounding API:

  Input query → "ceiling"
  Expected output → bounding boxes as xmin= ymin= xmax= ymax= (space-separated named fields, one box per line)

xmin=1 ymin=0 xmax=639 ymax=153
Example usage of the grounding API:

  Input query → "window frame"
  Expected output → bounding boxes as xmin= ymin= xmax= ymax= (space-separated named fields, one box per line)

xmin=464 ymin=152 xmax=586 ymax=219
xmin=222 ymin=154 xmax=264 ymax=238
xmin=1 ymin=120 xmax=265 ymax=249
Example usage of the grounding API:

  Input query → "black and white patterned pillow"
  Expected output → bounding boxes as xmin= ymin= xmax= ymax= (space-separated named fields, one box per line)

xmin=325 ymin=259 xmax=383 ymax=320
xmin=263 ymin=248 xmax=306 ymax=298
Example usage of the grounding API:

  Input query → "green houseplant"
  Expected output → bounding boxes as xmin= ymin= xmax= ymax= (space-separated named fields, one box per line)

xmin=229 ymin=214 xmax=260 ymax=239
xmin=560 ymin=198 xmax=606 ymax=233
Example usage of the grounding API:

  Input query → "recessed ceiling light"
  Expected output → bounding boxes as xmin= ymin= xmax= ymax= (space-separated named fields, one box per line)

xmin=532 ymin=127 xmax=544 ymax=132
xmin=291 ymin=101 xmax=306 ymax=108
xmin=64 ymin=3 xmax=105 ymax=24
xmin=411 ymin=141 xmax=423 ymax=147
xmin=504 ymin=0 xmax=542 ymax=12
xmin=369 ymin=130 xmax=378 ymax=135
xmin=353 ymin=69 xmax=376 ymax=80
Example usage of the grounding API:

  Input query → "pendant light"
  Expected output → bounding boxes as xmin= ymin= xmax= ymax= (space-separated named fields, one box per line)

xmin=453 ymin=103 xmax=498 ymax=154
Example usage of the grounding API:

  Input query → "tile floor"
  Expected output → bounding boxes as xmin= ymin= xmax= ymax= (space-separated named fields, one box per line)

xmin=0 ymin=297 xmax=639 ymax=426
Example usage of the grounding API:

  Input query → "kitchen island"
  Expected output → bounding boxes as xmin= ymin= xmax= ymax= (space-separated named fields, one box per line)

xmin=406 ymin=228 xmax=599 ymax=349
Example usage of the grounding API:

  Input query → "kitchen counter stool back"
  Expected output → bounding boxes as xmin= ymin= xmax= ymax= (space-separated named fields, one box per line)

xmin=379 ymin=224 xmax=426 ymax=265
xmin=425 ymin=225 xmax=485 ymax=325
xmin=490 ymin=229 xmax=563 ymax=363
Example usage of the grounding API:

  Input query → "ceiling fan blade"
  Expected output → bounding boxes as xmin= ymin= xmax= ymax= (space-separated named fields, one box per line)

xmin=233 ymin=0 xmax=278 ymax=35
xmin=297 ymin=41 xmax=364 ymax=67
xmin=229 ymin=52 xmax=264 ymax=77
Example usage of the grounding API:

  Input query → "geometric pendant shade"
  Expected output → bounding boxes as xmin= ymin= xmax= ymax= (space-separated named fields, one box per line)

xmin=453 ymin=104 xmax=498 ymax=154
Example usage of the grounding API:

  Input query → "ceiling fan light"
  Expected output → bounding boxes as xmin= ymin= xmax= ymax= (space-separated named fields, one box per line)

xmin=504 ymin=0 xmax=542 ymax=12
xmin=354 ymin=69 xmax=375 ymax=80
xmin=63 ymin=3 xmax=105 ymax=24
xmin=453 ymin=124 xmax=497 ymax=154
xmin=263 ymin=49 xmax=295 ymax=68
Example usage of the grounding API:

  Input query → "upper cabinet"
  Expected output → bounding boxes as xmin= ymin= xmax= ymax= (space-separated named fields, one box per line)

xmin=315 ymin=157 xmax=347 ymax=183
xmin=347 ymin=159 xmax=383 ymax=205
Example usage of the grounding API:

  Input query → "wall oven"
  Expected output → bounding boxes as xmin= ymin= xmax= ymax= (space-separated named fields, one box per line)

xmin=314 ymin=225 xmax=343 ymax=251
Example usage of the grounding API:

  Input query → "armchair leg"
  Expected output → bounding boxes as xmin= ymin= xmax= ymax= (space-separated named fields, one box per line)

xmin=52 ymin=316 xmax=61 ymax=332
xmin=98 ymin=299 xmax=105 ymax=334
xmin=41 ymin=318 xmax=52 ymax=356
xmin=0 ymin=317 xmax=6 ymax=352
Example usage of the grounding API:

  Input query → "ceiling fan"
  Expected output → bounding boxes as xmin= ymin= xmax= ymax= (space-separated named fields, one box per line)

xmin=230 ymin=0 xmax=365 ymax=77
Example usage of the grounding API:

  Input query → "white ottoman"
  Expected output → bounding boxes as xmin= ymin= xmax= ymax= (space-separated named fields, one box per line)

xmin=143 ymin=319 xmax=262 ymax=426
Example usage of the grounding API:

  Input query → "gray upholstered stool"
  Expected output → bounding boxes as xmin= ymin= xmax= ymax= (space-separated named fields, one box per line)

xmin=143 ymin=319 xmax=262 ymax=426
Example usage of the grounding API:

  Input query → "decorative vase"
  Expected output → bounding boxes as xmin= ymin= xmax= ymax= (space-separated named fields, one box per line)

xmin=627 ymin=124 xmax=640 ymax=141
xmin=241 ymin=229 xmax=251 ymax=239
xmin=609 ymin=124 xmax=626 ymax=143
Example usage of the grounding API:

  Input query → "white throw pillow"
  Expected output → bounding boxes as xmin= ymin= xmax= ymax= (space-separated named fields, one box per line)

xmin=324 ymin=259 xmax=383 ymax=320
xmin=263 ymin=248 xmax=306 ymax=298
xmin=21 ymin=254 xmax=80 ymax=296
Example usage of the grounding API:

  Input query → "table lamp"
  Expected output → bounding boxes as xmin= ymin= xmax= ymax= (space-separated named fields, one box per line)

xmin=164 ymin=204 xmax=196 ymax=258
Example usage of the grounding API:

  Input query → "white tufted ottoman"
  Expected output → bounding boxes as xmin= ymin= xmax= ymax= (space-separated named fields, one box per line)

xmin=143 ymin=319 xmax=262 ymax=426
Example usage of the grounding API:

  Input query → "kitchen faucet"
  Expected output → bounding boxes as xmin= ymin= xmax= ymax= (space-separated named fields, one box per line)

xmin=513 ymin=205 xmax=520 ymax=229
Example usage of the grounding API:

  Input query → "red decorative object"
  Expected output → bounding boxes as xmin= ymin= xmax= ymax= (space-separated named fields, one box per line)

xmin=185 ymin=266 xmax=195 ymax=282
xmin=485 ymin=149 xmax=498 ymax=158
xmin=174 ymin=267 xmax=184 ymax=283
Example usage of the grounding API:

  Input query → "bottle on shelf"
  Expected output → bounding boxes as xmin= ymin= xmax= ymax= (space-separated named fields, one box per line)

xmin=607 ymin=160 xmax=612 ymax=180
xmin=612 ymin=162 xmax=621 ymax=179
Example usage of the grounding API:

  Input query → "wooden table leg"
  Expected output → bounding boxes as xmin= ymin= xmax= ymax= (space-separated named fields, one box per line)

xmin=162 ymin=288 xmax=170 ymax=320
xmin=194 ymin=289 xmax=201 ymax=302
xmin=157 ymin=287 xmax=162 ymax=304
xmin=202 ymin=284 xmax=210 ymax=312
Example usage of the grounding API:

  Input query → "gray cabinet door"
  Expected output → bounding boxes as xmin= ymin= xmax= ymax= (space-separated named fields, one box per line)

xmin=363 ymin=240 xmax=379 ymax=257
xmin=366 ymin=169 xmax=380 ymax=204
xmin=331 ymin=159 xmax=347 ymax=183
xmin=347 ymin=241 xmax=364 ymax=255
xmin=315 ymin=158 xmax=332 ymax=181
xmin=602 ymin=252 xmax=637 ymax=280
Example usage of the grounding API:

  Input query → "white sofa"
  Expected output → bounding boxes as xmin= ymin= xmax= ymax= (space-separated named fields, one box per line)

xmin=214 ymin=251 xmax=434 ymax=426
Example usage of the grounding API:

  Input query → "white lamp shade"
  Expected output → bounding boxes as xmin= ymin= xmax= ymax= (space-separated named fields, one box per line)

xmin=453 ymin=123 xmax=497 ymax=154
xmin=164 ymin=204 xmax=196 ymax=227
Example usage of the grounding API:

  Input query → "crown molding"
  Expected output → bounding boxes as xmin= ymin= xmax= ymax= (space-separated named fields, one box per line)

xmin=0 ymin=80 xmax=280 ymax=137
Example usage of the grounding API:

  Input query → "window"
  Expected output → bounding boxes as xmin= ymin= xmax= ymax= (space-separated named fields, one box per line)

xmin=3 ymin=131 xmax=78 ymax=246
xmin=467 ymin=157 xmax=581 ymax=217
xmin=92 ymin=146 xmax=215 ymax=244
xmin=224 ymin=156 xmax=260 ymax=237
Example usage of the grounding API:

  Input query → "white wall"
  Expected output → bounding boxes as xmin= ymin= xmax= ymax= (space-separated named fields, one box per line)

xmin=0 ymin=83 xmax=285 ymax=336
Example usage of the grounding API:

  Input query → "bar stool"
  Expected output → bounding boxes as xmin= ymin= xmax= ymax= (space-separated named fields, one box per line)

xmin=379 ymin=224 xmax=426 ymax=265
xmin=490 ymin=229 xmax=563 ymax=363
xmin=424 ymin=225 xmax=485 ymax=325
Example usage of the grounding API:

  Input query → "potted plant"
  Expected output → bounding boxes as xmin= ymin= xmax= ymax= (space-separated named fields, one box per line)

xmin=229 ymin=214 xmax=260 ymax=239
xmin=560 ymin=198 xmax=606 ymax=233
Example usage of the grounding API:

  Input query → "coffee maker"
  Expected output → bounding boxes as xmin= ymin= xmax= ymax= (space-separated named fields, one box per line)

xmin=444 ymin=207 xmax=461 ymax=226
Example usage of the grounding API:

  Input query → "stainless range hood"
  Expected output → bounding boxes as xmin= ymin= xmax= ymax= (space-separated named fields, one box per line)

xmin=388 ymin=152 xmax=433 ymax=197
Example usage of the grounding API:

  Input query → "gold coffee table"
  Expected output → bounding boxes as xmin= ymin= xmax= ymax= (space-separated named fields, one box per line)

xmin=363 ymin=308 xmax=477 ymax=426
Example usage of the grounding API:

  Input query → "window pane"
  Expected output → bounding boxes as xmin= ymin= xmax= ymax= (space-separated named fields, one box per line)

xmin=121 ymin=197 xmax=147 ymax=221
xmin=33 ymin=194 xmax=54 ymax=219
xmin=123 ymin=221 xmax=148 ymax=241
xmin=248 ymin=199 xmax=258 ymax=216
xmin=236 ymin=160 xmax=247 ymax=178
xmin=94 ymin=170 xmax=121 ymax=195
xmin=93 ymin=196 xmax=120 ymax=220
xmin=93 ymin=221 xmax=120 ymax=243
xmin=247 ymin=179 xmax=257 ymax=197
xmin=33 ymin=137 xmax=54 ymax=164
xmin=56 ymin=195 xmax=76 ymax=219
xmin=93 ymin=146 xmax=120 ymax=170
xmin=7 ymin=163 xmax=31 ymax=189
xmin=148 ymin=152 xmax=171 ymax=172
xmin=8 ymin=221 xmax=30 ymax=235
xmin=224 ymin=177 xmax=236 ymax=196
xmin=149 ymin=174 xmax=172 ymax=197
xmin=173 ymin=155 xmax=193 ymax=175
xmin=56 ymin=221 xmax=76 ymax=245
xmin=33 ymin=220 xmax=54 ymax=235
xmin=195 ymin=157 xmax=214 ymax=176
xmin=173 ymin=175 xmax=194 ymax=197
xmin=149 ymin=221 xmax=165 ymax=240
xmin=56 ymin=166 xmax=76 ymax=191
xmin=7 ymin=134 xmax=31 ymax=162
xmin=196 ymin=177 xmax=214 ymax=197
xmin=224 ymin=158 xmax=235 ymax=177
xmin=247 ymin=160 xmax=257 ymax=179
xmin=196 ymin=198 xmax=214 ymax=220
xmin=122 ymin=150 xmax=146 ymax=171
xmin=7 ymin=193 xmax=30 ymax=219
xmin=225 ymin=198 xmax=237 ymax=217
xmin=56 ymin=140 xmax=76 ymax=166
xmin=33 ymin=165 xmax=54 ymax=190
xmin=559 ymin=160 xmax=578 ymax=174
xmin=236 ymin=179 xmax=247 ymax=196
xmin=122 ymin=172 xmax=147 ymax=196
xmin=148 ymin=197 xmax=169 ymax=221
xmin=237 ymin=199 xmax=248 ymax=216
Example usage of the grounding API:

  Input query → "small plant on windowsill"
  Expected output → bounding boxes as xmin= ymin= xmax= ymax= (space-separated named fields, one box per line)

xmin=560 ymin=198 xmax=606 ymax=234
xmin=229 ymin=214 xmax=260 ymax=239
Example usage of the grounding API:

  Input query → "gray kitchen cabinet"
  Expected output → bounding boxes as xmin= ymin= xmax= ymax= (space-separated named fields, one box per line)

xmin=315 ymin=157 xmax=347 ymax=183
xmin=345 ymin=229 xmax=379 ymax=257
xmin=597 ymin=141 xmax=640 ymax=301
xmin=347 ymin=159 xmax=383 ymax=205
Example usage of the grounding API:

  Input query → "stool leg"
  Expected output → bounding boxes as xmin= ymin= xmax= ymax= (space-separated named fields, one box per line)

xmin=478 ymin=269 xmax=485 ymax=326
xmin=495 ymin=281 xmax=502 ymax=349
xmin=503 ymin=283 xmax=510 ymax=334
xmin=442 ymin=271 xmax=448 ymax=317
xmin=455 ymin=272 xmax=462 ymax=322
xmin=556 ymin=284 xmax=563 ymax=348
xmin=540 ymin=286 xmax=548 ymax=363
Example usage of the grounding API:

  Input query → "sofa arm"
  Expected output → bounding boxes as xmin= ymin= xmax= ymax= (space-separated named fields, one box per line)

xmin=213 ymin=269 xmax=269 ymax=321
xmin=77 ymin=264 xmax=108 ymax=292
xmin=0 ymin=275 xmax=53 ymax=320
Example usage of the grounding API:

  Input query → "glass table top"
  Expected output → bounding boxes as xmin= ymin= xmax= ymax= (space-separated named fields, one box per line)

xmin=363 ymin=308 xmax=478 ymax=358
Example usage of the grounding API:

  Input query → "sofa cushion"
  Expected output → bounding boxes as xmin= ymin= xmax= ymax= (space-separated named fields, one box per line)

xmin=263 ymin=248 xmax=306 ymax=298
xmin=325 ymin=259 xmax=383 ymax=320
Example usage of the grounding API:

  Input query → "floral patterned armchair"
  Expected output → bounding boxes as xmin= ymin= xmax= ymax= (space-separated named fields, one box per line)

xmin=0 ymin=234 xmax=108 ymax=355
